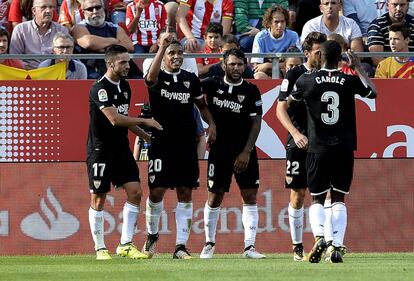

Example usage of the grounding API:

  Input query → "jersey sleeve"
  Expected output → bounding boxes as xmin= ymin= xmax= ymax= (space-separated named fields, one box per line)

xmin=290 ymin=75 xmax=305 ymax=101
xmin=279 ymin=68 xmax=298 ymax=101
xmin=125 ymin=3 xmax=135 ymax=27
xmin=190 ymin=73 xmax=203 ymax=100
xmin=90 ymin=84 xmax=114 ymax=110
xmin=248 ymin=84 xmax=263 ymax=117
xmin=351 ymin=75 xmax=375 ymax=98
xmin=222 ymin=0 xmax=234 ymax=19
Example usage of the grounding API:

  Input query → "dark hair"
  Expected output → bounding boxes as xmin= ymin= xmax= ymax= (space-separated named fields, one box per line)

xmin=389 ymin=22 xmax=411 ymax=39
xmin=222 ymin=34 xmax=239 ymax=46
xmin=205 ymin=22 xmax=223 ymax=37
xmin=167 ymin=39 xmax=182 ymax=49
xmin=21 ymin=0 xmax=34 ymax=21
xmin=105 ymin=45 xmax=129 ymax=62
xmin=285 ymin=46 xmax=303 ymax=63
xmin=302 ymin=32 xmax=327 ymax=52
xmin=0 ymin=26 xmax=10 ymax=52
xmin=320 ymin=40 xmax=342 ymax=64
xmin=223 ymin=48 xmax=246 ymax=64
xmin=263 ymin=5 xmax=289 ymax=29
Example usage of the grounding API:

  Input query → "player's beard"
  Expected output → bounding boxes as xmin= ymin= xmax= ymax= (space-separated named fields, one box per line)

xmin=226 ymin=70 xmax=242 ymax=83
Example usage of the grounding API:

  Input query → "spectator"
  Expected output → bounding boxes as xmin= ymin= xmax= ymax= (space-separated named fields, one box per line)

xmin=282 ymin=45 xmax=303 ymax=77
xmin=251 ymin=4 xmax=300 ymax=79
xmin=234 ymin=0 xmax=289 ymax=52
xmin=205 ymin=33 xmax=254 ymax=79
xmin=72 ymin=0 xmax=136 ymax=79
xmin=125 ymin=0 xmax=167 ymax=53
xmin=0 ymin=0 xmax=11 ymax=32
xmin=196 ymin=22 xmax=223 ymax=78
xmin=38 ymin=32 xmax=87 ymax=79
xmin=288 ymin=0 xmax=321 ymax=36
xmin=342 ymin=0 xmax=388 ymax=38
xmin=368 ymin=0 xmax=414 ymax=66
xmin=301 ymin=0 xmax=363 ymax=53
xmin=108 ymin=0 xmax=132 ymax=24
xmin=58 ymin=0 xmax=84 ymax=30
xmin=0 ymin=26 xmax=24 ymax=68
xmin=375 ymin=22 xmax=414 ymax=78
xmin=9 ymin=0 xmax=68 ymax=69
xmin=8 ymin=0 xmax=58 ymax=29
xmin=327 ymin=32 xmax=356 ymax=75
xmin=176 ymin=0 xmax=233 ymax=52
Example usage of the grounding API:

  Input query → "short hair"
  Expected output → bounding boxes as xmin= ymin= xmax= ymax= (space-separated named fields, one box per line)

xmin=327 ymin=33 xmax=347 ymax=51
xmin=166 ymin=39 xmax=182 ymax=49
xmin=263 ymin=5 xmax=289 ymax=29
xmin=389 ymin=22 xmax=411 ymax=39
xmin=302 ymin=32 xmax=327 ymax=52
xmin=105 ymin=45 xmax=129 ymax=63
xmin=285 ymin=46 xmax=303 ymax=63
xmin=52 ymin=32 xmax=74 ymax=47
xmin=222 ymin=34 xmax=239 ymax=46
xmin=320 ymin=40 xmax=342 ymax=64
xmin=205 ymin=22 xmax=223 ymax=37
xmin=0 ymin=26 xmax=10 ymax=52
xmin=82 ymin=0 xmax=104 ymax=9
xmin=320 ymin=0 xmax=342 ymax=4
xmin=223 ymin=48 xmax=247 ymax=64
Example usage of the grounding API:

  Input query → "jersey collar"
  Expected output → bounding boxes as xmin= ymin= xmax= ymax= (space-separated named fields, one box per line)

xmin=104 ymin=75 xmax=120 ymax=85
xmin=224 ymin=76 xmax=243 ymax=87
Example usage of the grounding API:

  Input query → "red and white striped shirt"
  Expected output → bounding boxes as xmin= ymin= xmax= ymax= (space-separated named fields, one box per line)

xmin=180 ymin=0 xmax=234 ymax=39
xmin=58 ymin=0 xmax=84 ymax=27
xmin=125 ymin=0 xmax=166 ymax=47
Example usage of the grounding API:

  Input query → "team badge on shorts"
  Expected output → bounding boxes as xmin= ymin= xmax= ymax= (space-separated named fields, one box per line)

xmin=149 ymin=175 xmax=155 ymax=183
xmin=98 ymin=89 xmax=108 ymax=102
xmin=285 ymin=176 xmax=293 ymax=185
xmin=208 ymin=180 xmax=214 ymax=189
xmin=237 ymin=95 xmax=245 ymax=103
xmin=93 ymin=180 xmax=101 ymax=189
xmin=183 ymin=81 xmax=190 ymax=88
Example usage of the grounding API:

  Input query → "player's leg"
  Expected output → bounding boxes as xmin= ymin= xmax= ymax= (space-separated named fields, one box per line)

xmin=285 ymin=147 xmax=308 ymax=261
xmin=173 ymin=186 xmax=194 ymax=259
xmin=324 ymin=191 xmax=333 ymax=248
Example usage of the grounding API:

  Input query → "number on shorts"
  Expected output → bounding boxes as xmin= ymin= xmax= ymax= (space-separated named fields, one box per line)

xmin=321 ymin=91 xmax=339 ymax=125
xmin=208 ymin=164 xmax=215 ymax=177
xmin=286 ymin=160 xmax=299 ymax=175
xmin=92 ymin=163 xmax=106 ymax=177
xmin=149 ymin=159 xmax=162 ymax=173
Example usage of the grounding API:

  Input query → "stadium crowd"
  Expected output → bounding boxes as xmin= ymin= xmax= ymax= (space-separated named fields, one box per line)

xmin=0 ymin=0 xmax=414 ymax=79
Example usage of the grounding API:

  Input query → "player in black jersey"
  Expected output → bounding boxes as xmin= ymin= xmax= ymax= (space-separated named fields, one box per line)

xmin=277 ymin=32 xmax=327 ymax=261
xmin=199 ymin=48 xmax=265 ymax=259
xmin=87 ymin=45 xmax=163 ymax=260
xmin=289 ymin=40 xmax=377 ymax=263
xmin=142 ymin=32 xmax=216 ymax=259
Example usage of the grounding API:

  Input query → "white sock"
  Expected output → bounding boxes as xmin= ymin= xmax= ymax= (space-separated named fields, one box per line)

xmin=204 ymin=202 xmax=220 ymax=243
xmin=324 ymin=199 xmax=333 ymax=243
xmin=288 ymin=204 xmax=304 ymax=245
xmin=175 ymin=202 xmax=193 ymax=246
xmin=331 ymin=203 xmax=347 ymax=247
xmin=120 ymin=202 xmax=139 ymax=245
xmin=242 ymin=204 xmax=258 ymax=249
xmin=89 ymin=207 xmax=106 ymax=250
xmin=309 ymin=203 xmax=325 ymax=238
xmin=146 ymin=198 xmax=163 ymax=235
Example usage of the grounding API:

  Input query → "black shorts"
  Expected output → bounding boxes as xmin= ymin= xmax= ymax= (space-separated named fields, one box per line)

xmin=148 ymin=137 xmax=199 ymax=189
xmin=284 ymin=147 xmax=307 ymax=189
xmin=306 ymin=147 xmax=354 ymax=196
xmin=87 ymin=148 xmax=140 ymax=194
xmin=207 ymin=145 xmax=259 ymax=193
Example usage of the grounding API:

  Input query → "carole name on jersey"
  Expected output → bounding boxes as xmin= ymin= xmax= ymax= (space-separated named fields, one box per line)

xmin=315 ymin=75 xmax=345 ymax=85
xmin=212 ymin=97 xmax=243 ymax=113
xmin=160 ymin=89 xmax=191 ymax=103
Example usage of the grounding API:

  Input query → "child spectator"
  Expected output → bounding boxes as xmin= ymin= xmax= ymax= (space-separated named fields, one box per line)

xmin=196 ymin=22 xmax=223 ymax=77
xmin=0 ymin=26 xmax=24 ymax=68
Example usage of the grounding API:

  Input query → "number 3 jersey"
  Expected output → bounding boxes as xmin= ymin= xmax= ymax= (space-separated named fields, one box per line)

xmin=290 ymin=69 xmax=375 ymax=152
xmin=202 ymin=77 xmax=263 ymax=150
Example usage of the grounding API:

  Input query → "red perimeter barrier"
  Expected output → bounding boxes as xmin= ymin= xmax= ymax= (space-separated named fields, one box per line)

xmin=0 ymin=159 xmax=412 ymax=255
xmin=0 ymin=79 xmax=413 ymax=162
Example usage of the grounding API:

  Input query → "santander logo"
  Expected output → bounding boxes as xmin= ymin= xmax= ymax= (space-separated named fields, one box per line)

xmin=21 ymin=187 xmax=79 ymax=240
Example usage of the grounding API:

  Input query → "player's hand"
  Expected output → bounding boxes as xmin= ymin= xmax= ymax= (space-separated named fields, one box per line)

xmin=159 ymin=32 xmax=174 ymax=49
xmin=234 ymin=151 xmax=250 ymax=173
xmin=142 ymin=118 xmax=163 ymax=130
xmin=346 ymin=49 xmax=361 ymax=70
xmin=292 ymin=131 xmax=308 ymax=150
xmin=241 ymin=26 xmax=260 ymax=37
xmin=206 ymin=123 xmax=216 ymax=144
xmin=185 ymin=38 xmax=199 ymax=53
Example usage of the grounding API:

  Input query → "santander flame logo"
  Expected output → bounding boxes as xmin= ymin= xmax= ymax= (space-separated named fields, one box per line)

xmin=21 ymin=187 xmax=79 ymax=240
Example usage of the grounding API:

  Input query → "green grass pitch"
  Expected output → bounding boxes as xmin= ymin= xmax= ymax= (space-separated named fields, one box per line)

xmin=0 ymin=253 xmax=412 ymax=281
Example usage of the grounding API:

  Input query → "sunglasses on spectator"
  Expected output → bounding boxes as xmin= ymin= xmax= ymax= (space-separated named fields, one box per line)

xmin=84 ymin=5 xmax=103 ymax=12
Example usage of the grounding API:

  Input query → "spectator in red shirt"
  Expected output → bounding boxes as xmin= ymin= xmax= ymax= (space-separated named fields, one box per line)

xmin=0 ymin=26 xmax=24 ymax=68
xmin=0 ymin=0 xmax=12 ymax=32
xmin=58 ymin=0 xmax=84 ymax=30
xmin=8 ymin=0 xmax=58 ymax=29
xmin=196 ymin=22 xmax=222 ymax=77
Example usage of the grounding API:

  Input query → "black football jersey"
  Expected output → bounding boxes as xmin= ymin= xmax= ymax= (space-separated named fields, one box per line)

xmin=202 ymin=77 xmax=263 ymax=149
xmin=147 ymin=69 xmax=202 ymax=140
xmin=87 ymin=76 xmax=132 ymax=153
xmin=279 ymin=64 xmax=310 ymax=148
xmin=291 ymin=69 xmax=374 ymax=152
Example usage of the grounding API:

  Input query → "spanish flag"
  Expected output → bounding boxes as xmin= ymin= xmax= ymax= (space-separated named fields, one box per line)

xmin=0 ymin=62 xmax=66 ymax=80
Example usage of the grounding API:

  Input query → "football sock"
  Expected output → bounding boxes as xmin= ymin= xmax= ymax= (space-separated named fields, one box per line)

xmin=89 ymin=207 xmax=106 ymax=250
xmin=309 ymin=203 xmax=325 ymax=238
xmin=146 ymin=198 xmax=163 ymax=235
xmin=204 ymin=202 xmax=220 ymax=244
xmin=324 ymin=199 xmax=333 ymax=243
xmin=120 ymin=202 xmax=139 ymax=245
xmin=288 ymin=204 xmax=304 ymax=245
xmin=242 ymin=204 xmax=258 ymax=249
xmin=175 ymin=202 xmax=193 ymax=246
xmin=331 ymin=202 xmax=347 ymax=247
